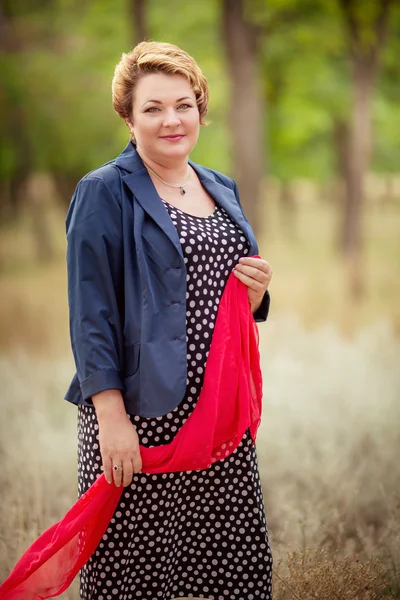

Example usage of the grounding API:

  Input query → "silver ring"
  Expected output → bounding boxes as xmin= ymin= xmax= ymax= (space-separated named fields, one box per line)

xmin=113 ymin=465 xmax=122 ymax=471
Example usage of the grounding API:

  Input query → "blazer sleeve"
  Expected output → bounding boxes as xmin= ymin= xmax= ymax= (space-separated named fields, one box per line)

xmin=66 ymin=176 xmax=124 ymax=401
xmin=232 ymin=181 xmax=270 ymax=323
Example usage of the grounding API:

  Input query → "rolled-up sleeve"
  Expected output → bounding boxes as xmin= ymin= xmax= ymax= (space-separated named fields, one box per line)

xmin=252 ymin=290 xmax=270 ymax=322
xmin=66 ymin=176 xmax=124 ymax=401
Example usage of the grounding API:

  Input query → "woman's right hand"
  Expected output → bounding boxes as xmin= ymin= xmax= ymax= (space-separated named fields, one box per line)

xmin=92 ymin=390 xmax=142 ymax=487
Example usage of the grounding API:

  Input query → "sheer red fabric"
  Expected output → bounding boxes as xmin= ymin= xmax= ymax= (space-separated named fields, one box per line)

xmin=0 ymin=258 xmax=263 ymax=600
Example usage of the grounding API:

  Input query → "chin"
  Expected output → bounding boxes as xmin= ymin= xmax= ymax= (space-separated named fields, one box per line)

xmin=159 ymin=141 xmax=194 ymax=159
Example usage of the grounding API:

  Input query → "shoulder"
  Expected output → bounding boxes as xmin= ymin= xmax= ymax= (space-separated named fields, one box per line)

xmin=68 ymin=160 xmax=123 ymax=222
xmin=76 ymin=160 xmax=122 ymax=201
xmin=67 ymin=161 xmax=123 ymax=232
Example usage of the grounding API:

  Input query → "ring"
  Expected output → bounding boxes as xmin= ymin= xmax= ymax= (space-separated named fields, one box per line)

xmin=113 ymin=465 xmax=122 ymax=471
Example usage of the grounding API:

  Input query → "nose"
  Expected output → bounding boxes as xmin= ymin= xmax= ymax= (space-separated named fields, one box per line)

xmin=163 ymin=108 xmax=181 ymax=127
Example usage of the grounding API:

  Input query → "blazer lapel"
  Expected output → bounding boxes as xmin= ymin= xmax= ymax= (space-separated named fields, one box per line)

xmin=114 ymin=142 xmax=257 ymax=258
xmin=115 ymin=143 xmax=183 ymax=259
xmin=189 ymin=161 xmax=258 ymax=255
xmin=122 ymin=169 xmax=184 ymax=259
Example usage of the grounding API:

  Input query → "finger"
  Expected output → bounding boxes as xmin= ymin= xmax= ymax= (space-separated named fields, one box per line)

xmin=234 ymin=264 xmax=270 ymax=285
xmin=112 ymin=459 xmax=123 ymax=487
xmin=122 ymin=457 xmax=134 ymax=487
xmin=102 ymin=454 xmax=113 ymax=485
xmin=132 ymin=449 xmax=143 ymax=474
xmin=238 ymin=257 xmax=271 ymax=273
xmin=236 ymin=259 xmax=272 ymax=281
xmin=233 ymin=268 xmax=265 ymax=292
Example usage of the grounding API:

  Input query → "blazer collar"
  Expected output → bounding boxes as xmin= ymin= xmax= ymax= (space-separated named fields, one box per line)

xmin=114 ymin=142 xmax=256 ymax=257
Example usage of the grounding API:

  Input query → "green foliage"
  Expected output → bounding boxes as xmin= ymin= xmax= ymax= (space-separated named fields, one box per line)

xmin=0 ymin=0 xmax=399 ymax=182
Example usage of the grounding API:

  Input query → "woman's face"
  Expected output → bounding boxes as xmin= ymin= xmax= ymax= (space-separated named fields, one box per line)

xmin=129 ymin=72 xmax=200 ymax=163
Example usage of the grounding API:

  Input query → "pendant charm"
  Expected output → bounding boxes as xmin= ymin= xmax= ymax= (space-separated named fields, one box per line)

xmin=180 ymin=186 xmax=186 ymax=195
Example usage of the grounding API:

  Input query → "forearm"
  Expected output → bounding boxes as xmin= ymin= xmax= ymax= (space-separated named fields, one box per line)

xmin=91 ymin=389 xmax=142 ymax=485
xmin=92 ymin=389 xmax=127 ymax=422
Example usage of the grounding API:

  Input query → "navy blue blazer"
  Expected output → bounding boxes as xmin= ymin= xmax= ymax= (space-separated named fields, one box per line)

xmin=65 ymin=141 xmax=270 ymax=417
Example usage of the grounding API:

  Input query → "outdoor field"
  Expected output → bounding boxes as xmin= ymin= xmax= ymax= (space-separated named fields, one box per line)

xmin=1 ymin=190 xmax=399 ymax=598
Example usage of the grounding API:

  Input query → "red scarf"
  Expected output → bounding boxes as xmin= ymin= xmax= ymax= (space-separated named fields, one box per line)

xmin=0 ymin=258 xmax=263 ymax=600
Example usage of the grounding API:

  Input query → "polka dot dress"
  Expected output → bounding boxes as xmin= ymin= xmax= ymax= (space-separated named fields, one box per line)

xmin=77 ymin=199 xmax=273 ymax=599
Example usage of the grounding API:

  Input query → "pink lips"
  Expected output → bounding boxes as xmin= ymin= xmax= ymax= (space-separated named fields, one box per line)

xmin=160 ymin=135 xmax=184 ymax=141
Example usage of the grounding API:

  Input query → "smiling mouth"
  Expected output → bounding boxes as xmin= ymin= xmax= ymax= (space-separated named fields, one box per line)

xmin=161 ymin=135 xmax=184 ymax=139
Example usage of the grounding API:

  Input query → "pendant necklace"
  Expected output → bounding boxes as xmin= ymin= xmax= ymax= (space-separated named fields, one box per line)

xmin=143 ymin=161 xmax=191 ymax=195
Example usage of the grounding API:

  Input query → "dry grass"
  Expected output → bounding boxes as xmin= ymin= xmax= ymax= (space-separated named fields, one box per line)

xmin=0 ymin=188 xmax=399 ymax=598
xmin=1 ymin=316 xmax=399 ymax=598
xmin=257 ymin=315 xmax=400 ymax=598
xmin=258 ymin=187 xmax=400 ymax=337
xmin=273 ymin=548 xmax=394 ymax=600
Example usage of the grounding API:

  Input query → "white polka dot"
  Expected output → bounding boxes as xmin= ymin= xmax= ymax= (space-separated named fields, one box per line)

xmin=77 ymin=202 xmax=272 ymax=600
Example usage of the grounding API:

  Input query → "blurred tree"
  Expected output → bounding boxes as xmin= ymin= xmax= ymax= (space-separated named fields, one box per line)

xmin=221 ymin=0 xmax=264 ymax=233
xmin=338 ymin=0 xmax=393 ymax=297
xmin=0 ymin=0 xmax=33 ymax=223
xmin=130 ymin=0 xmax=148 ymax=46
xmin=256 ymin=0 xmax=323 ymax=238
xmin=1 ymin=0 xmax=400 ymax=271
xmin=372 ymin=19 xmax=400 ymax=179
xmin=0 ymin=0 xmax=54 ymax=260
xmin=260 ymin=0 xmax=399 ymax=298
xmin=261 ymin=1 xmax=351 ymax=186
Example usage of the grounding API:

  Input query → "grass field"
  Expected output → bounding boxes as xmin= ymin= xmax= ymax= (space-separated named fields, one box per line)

xmin=0 ymin=189 xmax=399 ymax=598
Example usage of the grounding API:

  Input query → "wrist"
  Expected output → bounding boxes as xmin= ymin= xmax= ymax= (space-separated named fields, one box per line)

xmin=251 ymin=296 xmax=263 ymax=314
xmin=92 ymin=389 xmax=127 ymax=422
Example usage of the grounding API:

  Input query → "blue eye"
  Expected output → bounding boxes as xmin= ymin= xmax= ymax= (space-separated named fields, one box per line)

xmin=144 ymin=104 xmax=193 ymax=113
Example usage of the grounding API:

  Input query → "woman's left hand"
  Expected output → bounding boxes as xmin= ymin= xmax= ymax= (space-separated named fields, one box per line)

xmin=233 ymin=256 xmax=273 ymax=313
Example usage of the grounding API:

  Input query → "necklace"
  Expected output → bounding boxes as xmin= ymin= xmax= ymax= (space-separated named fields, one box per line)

xmin=143 ymin=161 xmax=191 ymax=195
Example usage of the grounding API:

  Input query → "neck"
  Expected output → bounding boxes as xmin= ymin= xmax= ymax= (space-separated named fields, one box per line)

xmin=136 ymin=146 xmax=189 ymax=183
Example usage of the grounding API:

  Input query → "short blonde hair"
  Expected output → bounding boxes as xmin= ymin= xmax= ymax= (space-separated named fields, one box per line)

xmin=112 ymin=41 xmax=209 ymax=125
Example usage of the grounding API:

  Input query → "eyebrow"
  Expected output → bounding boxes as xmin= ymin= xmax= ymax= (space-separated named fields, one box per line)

xmin=141 ymin=96 xmax=193 ymax=107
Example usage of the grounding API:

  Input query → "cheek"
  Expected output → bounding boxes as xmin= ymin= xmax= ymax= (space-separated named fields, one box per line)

xmin=186 ymin=113 xmax=201 ymax=136
xmin=135 ymin=118 xmax=160 ymax=143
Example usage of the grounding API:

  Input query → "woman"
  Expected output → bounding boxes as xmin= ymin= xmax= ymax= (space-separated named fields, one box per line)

xmin=65 ymin=41 xmax=273 ymax=600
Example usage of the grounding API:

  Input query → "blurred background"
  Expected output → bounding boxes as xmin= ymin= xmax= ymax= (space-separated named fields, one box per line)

xmin=0 ymin=0 xmax=399 ymax=598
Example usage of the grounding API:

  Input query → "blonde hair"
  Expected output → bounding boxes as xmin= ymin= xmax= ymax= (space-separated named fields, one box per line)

xmin=112 ymin=41 xmax=209 ymax=126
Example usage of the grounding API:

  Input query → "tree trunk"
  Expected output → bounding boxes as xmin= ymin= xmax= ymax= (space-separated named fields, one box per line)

xmin=221 ymin=0 xmax=265 ymax=234
xmin=341 ymin=64 xmax=375 ymax=298
xmin=30 ymin=199 xmax=54 ymax=262
xmin=279 ymin=181 xmax=297 ymax=240
xmin=53 ymin=172 xmax=81 ymax=209
xmin=338 ymin=0 xmax=392 ymax=299
xmin=332 ymin=118 xmax=349 ymax=191
xmin=130 ymin=0 xmax=148 ymax=47
xmin=343 ymin=62 xmax=373 ymax=258
xmin=0 ymin=4 xmax=55 ymax=262
xmin=0 ymin=3 xmax=30 ymax=223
